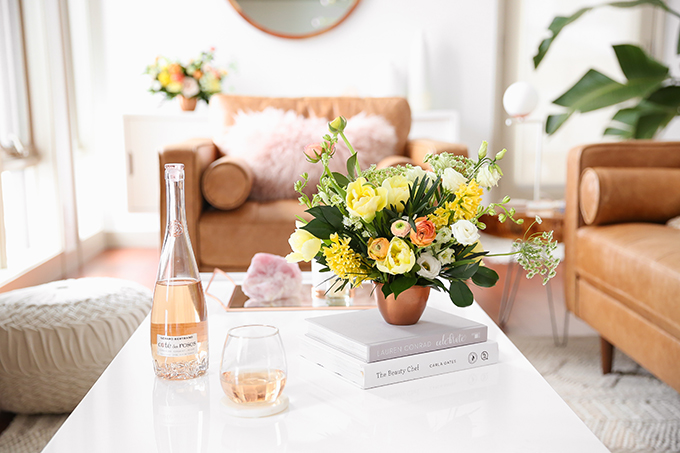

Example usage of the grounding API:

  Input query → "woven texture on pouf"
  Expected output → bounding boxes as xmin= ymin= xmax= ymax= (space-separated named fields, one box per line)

xmin=0 ymin=278 xmax=152 ymax=414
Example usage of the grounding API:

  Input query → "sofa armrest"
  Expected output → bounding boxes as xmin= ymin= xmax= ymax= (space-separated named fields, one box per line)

xmin=405 ymin=139 xmax=468 ymax=167
xmin=158 ymin=138 xmax=218 ymax=261
xmin=376 ymin=155 xmax=416 ymax=169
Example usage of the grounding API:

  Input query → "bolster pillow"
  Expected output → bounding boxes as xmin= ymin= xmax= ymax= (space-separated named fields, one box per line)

xmin=201 ymin=156 xmax=253 ymax=210
xmin=579 ymin=167 xmax=680 ymax=226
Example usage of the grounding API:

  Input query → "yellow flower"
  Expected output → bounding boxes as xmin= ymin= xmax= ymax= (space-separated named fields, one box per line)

xmin=346 ymin=177 xmax=387 ymax=222
xmin=166 ymin=81 xmax=182 ymax=94
xmin=381 ymin=175 xmax=410 ymax=212
xmin=158 ymin=71 xmax=171 ymax=87
xmin=285 ymin=229 xmax=321 ymax=263
xmin=428 ymin=206 xmax=451 ymax=229
xmin=323 ymin=234 xmax=369 ymax=285
xmin=450 ymin=180 xmax=483 ymax=221
xmin=376 ymin=237 xmax=416 ymax=275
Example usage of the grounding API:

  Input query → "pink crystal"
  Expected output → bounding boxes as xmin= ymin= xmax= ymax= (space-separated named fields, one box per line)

xmin=242 ymin=253 xmax=303 ymax=304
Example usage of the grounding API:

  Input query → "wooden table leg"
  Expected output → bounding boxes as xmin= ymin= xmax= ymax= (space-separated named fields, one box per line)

xmin=600 ymin=337 xmax=614 ymax=374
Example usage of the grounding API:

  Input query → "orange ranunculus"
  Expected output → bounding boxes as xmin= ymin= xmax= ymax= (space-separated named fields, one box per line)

xmin=168 ymin=63 xmax=182 ymax=74
xmin=193 ymin=70 xmax=203 ymax=79
xmin=367 ymin=237 xmax=389 ymax=261
xmin=171 ymin=72 xmax=184 ymax=82
xmin=409 ymin=217 xmax=436 ymax=247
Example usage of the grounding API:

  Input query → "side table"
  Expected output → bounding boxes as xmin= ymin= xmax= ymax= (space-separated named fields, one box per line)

xmin=480 ymin=200 xmax=568 ymax=345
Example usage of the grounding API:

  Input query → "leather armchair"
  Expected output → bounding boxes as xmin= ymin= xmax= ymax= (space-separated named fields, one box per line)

xmin=565 ymin=141 xmax=680 ymax=392
xmin=159 ymin=95 xmax=467 ymax=272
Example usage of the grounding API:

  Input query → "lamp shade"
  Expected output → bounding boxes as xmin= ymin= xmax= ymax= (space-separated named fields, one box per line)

xmin=503 ymin=82 xmax=538 ymax=118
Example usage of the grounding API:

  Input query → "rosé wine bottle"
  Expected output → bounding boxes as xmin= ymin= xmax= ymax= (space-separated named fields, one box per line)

xmin=151 ymin=163 xmax=208 ymax=380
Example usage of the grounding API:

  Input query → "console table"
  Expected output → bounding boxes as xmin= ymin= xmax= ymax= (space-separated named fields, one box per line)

xmin=42 ymin=273 xmax=607 ymax=452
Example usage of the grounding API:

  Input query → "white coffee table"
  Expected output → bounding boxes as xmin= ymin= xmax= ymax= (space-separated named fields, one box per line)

xmin=42 ymin=273 xmax=607 ymax=453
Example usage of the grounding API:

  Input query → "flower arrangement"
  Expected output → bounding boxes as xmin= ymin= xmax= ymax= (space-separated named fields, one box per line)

xmin=145 ymin=49 xmax=227 ymax=103
xmin=286 ymin=116 xmax=559 ymax=307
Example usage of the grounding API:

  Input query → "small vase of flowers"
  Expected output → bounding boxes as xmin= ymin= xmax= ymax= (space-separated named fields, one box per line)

xmin=286 ymin=116 xmax=559 ymax=325
xmin=145 ymin=48 xmax=228 ymax=111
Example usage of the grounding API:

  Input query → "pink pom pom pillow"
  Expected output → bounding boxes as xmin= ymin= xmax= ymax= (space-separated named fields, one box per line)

xmin=212 ymin=108 xmax=398 ymax=201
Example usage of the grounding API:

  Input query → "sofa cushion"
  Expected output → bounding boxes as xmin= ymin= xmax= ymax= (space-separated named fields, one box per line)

xmin=202 ymin=156 xmax=253 ymax=210
xmin=211 ymin=107 xmax=398 ymax=201
xmin=199 ymin=200 xmax=310 ymax=271
xmin=579 ymin=167 xmax=680 ymax=225
xmin=576 ymin=223 xmax=680 ymax=338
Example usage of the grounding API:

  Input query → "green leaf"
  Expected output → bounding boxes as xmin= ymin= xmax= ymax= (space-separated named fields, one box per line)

xmin=635 ymin=113 xmax=674 ymax=139
xmin=533 ymin=7 xmax=591 ymax=68
xmin=545 ymin=112 xmax=572 ymax=135
xmin=306 ymin=205 xmax=344 ymax=230
xmin=381 ymin=281 xmax=391 ymax=299
xmin=613 ymin=44 xmax=668 ymax=81
xmin=449 ymin=280 xmax=474 ymax=307
xmin=390 ymin=275 xmax=418 ymax=299
xmin=603 ymin=127 xmax=632 ymax=138
xmin=646 ymin=85 xmax=680 ymax=107
xmin=552 ymin=69 xmax=660 ymax=113
xmin=448 ymin=261 xmax=480 ymax=280
xmin=471 ymin=266 xmax=499 ymax=288
xmin=332 ymin=172 xmax=350 ymax=188
xmin=346 ymin=153 xmax=358 ymax=180
xmin=301 ymin=218 xmax=335 ymax=240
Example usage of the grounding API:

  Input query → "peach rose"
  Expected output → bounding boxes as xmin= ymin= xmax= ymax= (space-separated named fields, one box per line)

xmin=367 ymin=237 xmax=389 ymax=261
xmin=409 ymin=217 xmax=436 ymax=247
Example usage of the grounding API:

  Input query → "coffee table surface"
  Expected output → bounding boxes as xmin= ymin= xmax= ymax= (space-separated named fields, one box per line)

xmin=42 ymin=273 xmax=607 ymax=453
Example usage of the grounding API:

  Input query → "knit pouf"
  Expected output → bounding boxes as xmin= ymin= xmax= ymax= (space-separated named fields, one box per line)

xmin=0 ymin=278 xmax=152 ymax=414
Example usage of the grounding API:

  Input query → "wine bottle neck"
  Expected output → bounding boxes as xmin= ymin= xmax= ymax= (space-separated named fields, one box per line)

xmin=165 ymin=178 xmax=187 ymax=234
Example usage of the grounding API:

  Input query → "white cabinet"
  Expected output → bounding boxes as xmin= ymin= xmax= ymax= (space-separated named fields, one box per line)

xmin=123 ymin=109 xmax=460 ymax=213
xmin=123 ymin=113 xmax=211 ymax=213
xmin=410 ymin=109 xmax=460 ymax=142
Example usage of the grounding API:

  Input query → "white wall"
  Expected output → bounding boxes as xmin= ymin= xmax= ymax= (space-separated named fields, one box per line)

xmin=91 ymin=0 xmax=502 ymax=244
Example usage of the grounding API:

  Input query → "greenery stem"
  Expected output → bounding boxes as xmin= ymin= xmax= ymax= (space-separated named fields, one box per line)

xmin=339 ymin=131 xmax=362 ymax=177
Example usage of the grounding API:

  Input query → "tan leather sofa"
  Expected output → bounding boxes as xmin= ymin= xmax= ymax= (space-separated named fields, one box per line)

xmin=159 ymin=95 xmax=467 ymax=271
xmin=565 ymin=141 xmax=680 ymax=392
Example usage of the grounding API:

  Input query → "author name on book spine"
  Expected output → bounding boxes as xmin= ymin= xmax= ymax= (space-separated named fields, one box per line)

xmin=376 ymin=333 xmax=471 ymax=358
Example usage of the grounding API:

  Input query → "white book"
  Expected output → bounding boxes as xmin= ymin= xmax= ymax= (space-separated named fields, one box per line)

xmin=305 ymin=307 xmax=487 ymax=363
xmin=300 ymin=335 xmax=499 ymax=389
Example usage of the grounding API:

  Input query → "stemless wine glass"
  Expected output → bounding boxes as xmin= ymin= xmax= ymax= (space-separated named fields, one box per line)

xmin=220 ymin=325 xmax=287 ymax=405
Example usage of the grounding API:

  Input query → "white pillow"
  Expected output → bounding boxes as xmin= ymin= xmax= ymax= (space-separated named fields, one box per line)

xmin=213 ymin=107 xmax=398 ymax=201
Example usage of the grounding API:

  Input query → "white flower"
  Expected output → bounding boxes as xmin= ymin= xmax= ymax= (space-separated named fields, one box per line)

xmin=405 ymin=166 xmax=436 ymax=184
xmin=452 ymin=219 xmax=480 ymax=246
xmin=441 ymin=168 xmax=467 ymax=192
xmin=438 ymin=248 xmax=456 ymax=265
xmin=181 ymin=77 xmax=200 ymax=98
xmin=435 ymin=227 xmax=452 ymax=245
xmin=476 ymin=165 xmax=501 ymax=189
xmin=416 ymin=252 xmax=441 ymax=279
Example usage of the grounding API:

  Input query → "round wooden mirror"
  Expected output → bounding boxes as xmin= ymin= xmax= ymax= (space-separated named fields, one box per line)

xmin=228 ymin=0 xmax=361 ymax=39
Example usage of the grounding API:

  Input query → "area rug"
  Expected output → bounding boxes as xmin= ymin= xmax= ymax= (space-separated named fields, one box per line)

xmin=511 ymin=335 xmax=680 ymax=453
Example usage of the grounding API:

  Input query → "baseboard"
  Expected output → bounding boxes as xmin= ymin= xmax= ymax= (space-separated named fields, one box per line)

xmin=105 ymin=231 xmax=159 ymax=249
xmin=81 ymin=231 xmax=107 ymax=262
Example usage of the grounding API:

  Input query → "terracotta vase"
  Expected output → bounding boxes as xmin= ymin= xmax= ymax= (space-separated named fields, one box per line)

xmin=373 ymin=283 xmax=431 ymax=325
xmin=178 ymin=96 xmax=197 ymax=112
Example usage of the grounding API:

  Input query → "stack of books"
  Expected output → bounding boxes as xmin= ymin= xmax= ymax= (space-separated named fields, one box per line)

xmin=300 ymin=307 xmax=498 ymax=389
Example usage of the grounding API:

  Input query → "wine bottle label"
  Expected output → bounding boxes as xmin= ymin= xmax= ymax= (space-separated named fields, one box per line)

xmin=157 ymin=333 xmax=198 ymax=357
